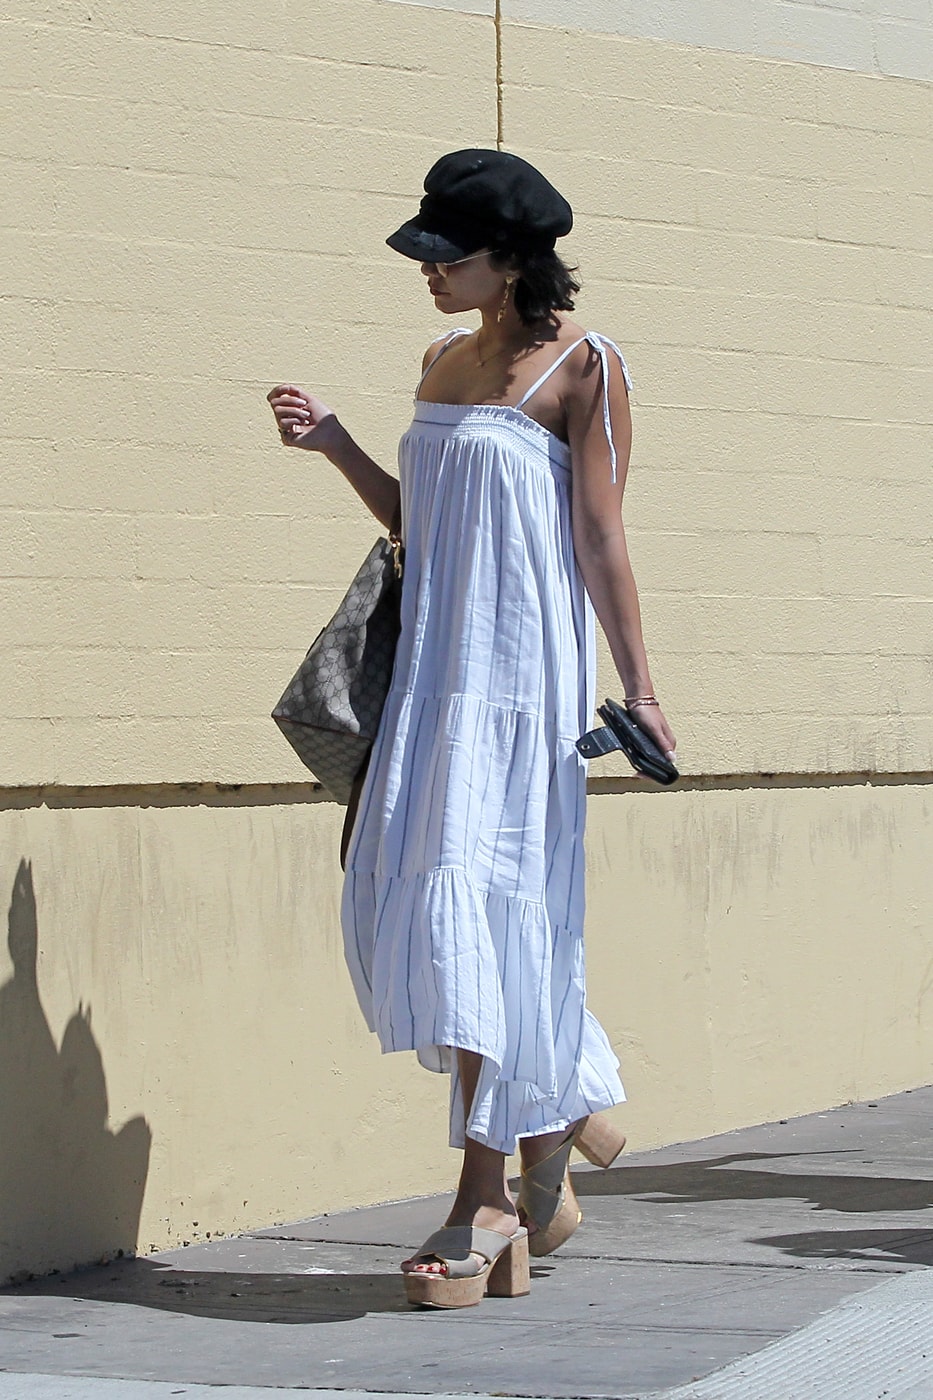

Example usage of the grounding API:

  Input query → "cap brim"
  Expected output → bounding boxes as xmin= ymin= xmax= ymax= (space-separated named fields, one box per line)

xmin=386 ymin=220 xmax=475 ymax=264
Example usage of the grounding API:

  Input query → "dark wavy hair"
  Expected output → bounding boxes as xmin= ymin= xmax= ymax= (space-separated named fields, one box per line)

xmin=490 ymin=247 xmax=581 ymax=328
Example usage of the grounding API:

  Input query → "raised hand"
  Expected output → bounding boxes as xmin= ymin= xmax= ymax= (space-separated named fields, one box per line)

xmin=266 ymin=384 xmax=344 ymax=455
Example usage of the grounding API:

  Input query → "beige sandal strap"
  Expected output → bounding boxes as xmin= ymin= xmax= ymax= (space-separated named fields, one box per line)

xmin=520 ymin=1168 xmax=567 ymax=1231
xmin=518 ymin=1130 xmax=576 ymax=1229
xmin=524 ymin=1130 xmax=575 ymax=1190
xmin=411 ymin=1225 xmax=523 ymax=1281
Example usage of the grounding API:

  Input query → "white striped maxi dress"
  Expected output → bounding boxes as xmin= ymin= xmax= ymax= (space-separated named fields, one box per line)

xmin=341 ymin=329 xmax=630 ymax=1155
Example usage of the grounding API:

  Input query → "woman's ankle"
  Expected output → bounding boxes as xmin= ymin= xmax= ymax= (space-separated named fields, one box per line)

xmin=451 ymin=1169 xmax=516 ymax=1214
xmin=445 ymin=1196 xmax=519 ymax=1233
xmin=518 ymin=1122 xmax=578 ymax=1168
xmin=450 ymin=1157 xmax=516 ymax=1223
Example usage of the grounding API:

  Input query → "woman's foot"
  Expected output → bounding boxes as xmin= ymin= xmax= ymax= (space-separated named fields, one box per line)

xmin=402 ymin=1191 xmax=519 ymax=1274
xmin=516 ymin=1123 xmax=580 ymax=1251
xmin=401 ymin=1051 xmax=523 ymax=1286
xmin=517 ymin=1114 xmax=626 ymax=1256
xmin=402 ymin=1220 xmax=531 ymax=1308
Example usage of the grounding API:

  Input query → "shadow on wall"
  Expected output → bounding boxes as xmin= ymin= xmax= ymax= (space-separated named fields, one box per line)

xmin=0 ymin=859 xmax=152 ymax=1284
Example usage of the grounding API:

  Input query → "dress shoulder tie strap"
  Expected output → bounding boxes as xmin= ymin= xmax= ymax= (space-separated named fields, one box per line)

xmin=584 ymin=332 xmax=632 ymax=484
xmin=515 ymin=336 xmax=588 ymax=411
xmin=517 ymin=331 xmax=633 ymax=483
xmin=415 ymin=328 xmax=473 ymax=399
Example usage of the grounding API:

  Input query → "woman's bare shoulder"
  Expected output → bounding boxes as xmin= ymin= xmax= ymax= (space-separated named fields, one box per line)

xmin=557 ymin=324 xmax=602 ymax=384
xmin=560 ymin=327 xmax=631 ymax=425
xmin=555 ymin=316 xmax=588 ymax=342
xmin=421 ymin=327 xmax=474 ymax=369
xmin=562 ymin=327 xmax=627 ymax=380
xmin=535 ymin=318 xmax=592 ymax=374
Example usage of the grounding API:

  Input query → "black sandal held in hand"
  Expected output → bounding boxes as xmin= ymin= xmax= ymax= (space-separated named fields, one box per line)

xmin=577 ymin=697 xmax=679 ymax=784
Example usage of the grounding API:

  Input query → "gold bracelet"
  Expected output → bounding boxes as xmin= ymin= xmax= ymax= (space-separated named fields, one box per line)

xmin=625 ymin=696 xmax=659 ymax=709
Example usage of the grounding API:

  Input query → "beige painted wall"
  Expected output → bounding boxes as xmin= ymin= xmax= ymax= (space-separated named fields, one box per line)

xmin=2 ymin=777 xmax=931 ymax=1282
xmin=500 ymin=22 xmax=933 ymax=780
xmin=1 ymin=0 xmax=931 ymax=1281
xmin=3 ymin=3 xmax=931 ymax=784
xmin=1 ymin=0 xmax=498 ymax=786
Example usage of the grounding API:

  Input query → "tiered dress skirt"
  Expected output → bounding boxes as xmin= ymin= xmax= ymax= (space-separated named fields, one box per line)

xmin=341 ymin=392 xmax=625 ymax=1155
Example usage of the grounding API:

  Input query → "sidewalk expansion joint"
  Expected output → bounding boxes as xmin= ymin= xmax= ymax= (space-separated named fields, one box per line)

xmin=240 ymin=1235 xmax=914 ymax=1276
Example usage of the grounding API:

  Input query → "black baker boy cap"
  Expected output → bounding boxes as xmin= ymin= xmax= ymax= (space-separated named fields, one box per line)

xmin=386 ymin=148 xmax=573 ymax=265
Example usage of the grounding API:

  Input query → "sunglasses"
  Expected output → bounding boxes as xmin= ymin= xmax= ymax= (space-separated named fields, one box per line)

xmin=429 ymin=251 xmax=491 ymax=278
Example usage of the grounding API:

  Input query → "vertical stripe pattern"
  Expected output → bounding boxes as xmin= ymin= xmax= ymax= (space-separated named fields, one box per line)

xmin=340 ymin=334 xmax=628 ymax=1155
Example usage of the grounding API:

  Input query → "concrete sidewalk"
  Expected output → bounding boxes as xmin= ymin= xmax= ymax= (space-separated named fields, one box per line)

xmin=1 ymin=1087 xmax=932 ymax=1399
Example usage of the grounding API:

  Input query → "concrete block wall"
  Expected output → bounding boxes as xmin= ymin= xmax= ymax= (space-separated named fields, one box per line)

xmin=0 ymin=0 xmax=497 ymax=786
xmin=3 ymin=3 xmax=931 ymax=785
xmin=498 ymin=21 xmax=933 ymax=779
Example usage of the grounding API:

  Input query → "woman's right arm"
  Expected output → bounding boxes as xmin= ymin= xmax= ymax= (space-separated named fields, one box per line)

xmin=266 ymin=383 xmax=400 ymax=532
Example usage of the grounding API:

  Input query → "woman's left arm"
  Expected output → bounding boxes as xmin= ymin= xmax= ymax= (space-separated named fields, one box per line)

xmin=565 ymin=343 xmax=677 ymax=759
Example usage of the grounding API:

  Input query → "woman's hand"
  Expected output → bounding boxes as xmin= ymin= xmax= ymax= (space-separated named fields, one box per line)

xmin=266 ymin=384 xmax=346 ymax=456
xmin=629 ymin=702 xmax=677 ymax=766
xmin=266 ymin=383 xmax=399 ymax=529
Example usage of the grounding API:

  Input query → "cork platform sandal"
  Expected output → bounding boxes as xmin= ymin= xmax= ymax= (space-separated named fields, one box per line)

xmin=402 ymin=1225 xmax=531 ymax=1309
xmin=518 ymin=1113 xmax=626 ymax=1258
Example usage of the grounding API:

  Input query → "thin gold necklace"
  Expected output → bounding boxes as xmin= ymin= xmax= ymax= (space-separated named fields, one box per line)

xmin=475 ymin=331 xmax=533 ymax=369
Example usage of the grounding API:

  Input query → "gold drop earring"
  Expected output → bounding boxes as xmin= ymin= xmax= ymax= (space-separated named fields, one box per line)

xmin=498 ymin=275 xmax=516 ymax=324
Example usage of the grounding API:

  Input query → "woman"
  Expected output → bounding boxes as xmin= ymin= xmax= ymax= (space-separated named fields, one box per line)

xmin=268 ymin=149 xmax=676 ymax=1310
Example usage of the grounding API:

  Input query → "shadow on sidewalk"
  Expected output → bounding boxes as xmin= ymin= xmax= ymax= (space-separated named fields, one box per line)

xmin=12 ymin=1256 xmax=412 ymax=1323
xmin=8 ymin=1125 xmax=933 ymax=1325
xmin=575 ymin=1152 xmax=933 ymax=1214
xmin=754 ymin=1227 xmax=933 ymax=1267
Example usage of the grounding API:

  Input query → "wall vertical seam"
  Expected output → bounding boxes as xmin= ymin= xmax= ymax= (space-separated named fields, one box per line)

xmin=495 ymin=0 xmax=504 ymax=147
